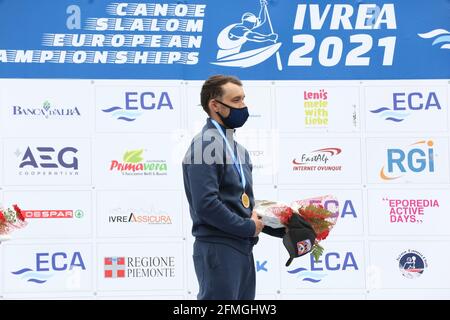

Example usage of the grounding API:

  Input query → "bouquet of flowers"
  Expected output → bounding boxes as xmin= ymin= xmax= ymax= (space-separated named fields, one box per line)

xmin=0 ymin=204 xmax=27 ymax=238
xmin=255 ymin=195 xmax=337 ymax=261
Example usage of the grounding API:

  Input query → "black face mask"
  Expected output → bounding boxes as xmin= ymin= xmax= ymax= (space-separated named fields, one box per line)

xmin=215 ymin=100 xmax=249 ymax=128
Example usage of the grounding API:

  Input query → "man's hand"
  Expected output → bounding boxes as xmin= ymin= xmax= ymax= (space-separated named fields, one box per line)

xmin=251 ymin=210 xmax=264 ymax=237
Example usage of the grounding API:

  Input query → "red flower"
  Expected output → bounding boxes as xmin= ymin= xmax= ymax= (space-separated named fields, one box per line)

xmin=13 ymin=204 xmax=25 ymax=221
xmin=0 ymin=211 xmax=5 ymax=224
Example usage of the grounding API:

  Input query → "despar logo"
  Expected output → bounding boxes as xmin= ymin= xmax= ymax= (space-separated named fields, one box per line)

xmin=380 ymin=140 xmax=434 ymax=180
xmin=397 ymin=250 xmax=427 ymax=279
xmin=211 ymin=0 xmax=282 ymax=70
xmin=24 ymin=209 xmax=84 ymax=219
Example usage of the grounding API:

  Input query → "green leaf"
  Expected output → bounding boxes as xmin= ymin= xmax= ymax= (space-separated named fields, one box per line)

xmin=123 ymin=149 xmax=144 ymax=163
xmin=311 ymin=243 xmax=324 ymax=262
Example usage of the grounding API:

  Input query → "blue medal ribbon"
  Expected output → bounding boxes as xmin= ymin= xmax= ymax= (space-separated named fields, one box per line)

xmin=210 ymin=119 xmax=246 ymax=191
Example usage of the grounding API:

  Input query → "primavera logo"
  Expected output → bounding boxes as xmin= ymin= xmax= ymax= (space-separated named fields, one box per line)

xmin=211 ymin=0 xmax=282 ymax=70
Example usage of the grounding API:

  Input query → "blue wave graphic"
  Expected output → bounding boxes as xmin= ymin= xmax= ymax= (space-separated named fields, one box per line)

xmin=385 ymin=117 xmax=404 ymax=122
xmin=28 ymin=278 xmax=47 ymax=284
xmin=11 ymin=268 xmax=54 ymax=284
xmin=117 ymin=116 xmax=136 ymax=122
xmin=287 ymin=268 xmax=327 ymax=283
xmin=21 ymin=271 xmax=54 ymax=280
xmin=102 ymin=106 xmax=122 ymax=113
xmin=287 ymin=267 xmax=307 ymax=274
xmin=433 ymin=35 xmax=450 ymax=46
xmin=11 ymin=268 xmax=32 ymax=275
xmin=101 ymin=106 xmax=143 ymax=121
xmin=370 ymin=107 xmax=410 ymax=122
xmin=370 ymin=107 xmax=390 ymax=113
xmin=303 ymin=278 xmax=322 ymax=283
xmin=418 ymin=29 xmax=450 ymax=50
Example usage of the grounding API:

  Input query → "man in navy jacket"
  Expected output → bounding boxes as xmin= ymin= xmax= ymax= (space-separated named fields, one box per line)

xmin=182 ymin=75 xmax=268 ymax=300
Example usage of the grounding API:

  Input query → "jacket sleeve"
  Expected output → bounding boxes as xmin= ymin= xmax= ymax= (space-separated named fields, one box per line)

xmin=262 ymin=225 xmax=286 ymax=238
xmin=185 ymin=162 xmax=256 ymax=238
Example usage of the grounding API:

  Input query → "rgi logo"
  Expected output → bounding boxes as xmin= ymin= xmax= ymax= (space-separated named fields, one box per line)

xmin=19 ymin=146 xmax=78 ymax=169
xmin=380 ymin=140 xmax=434 ymax=180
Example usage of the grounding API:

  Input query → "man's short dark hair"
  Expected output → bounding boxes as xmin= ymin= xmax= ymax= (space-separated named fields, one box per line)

xmin=200 ymin=75 xmax=242 ymax=115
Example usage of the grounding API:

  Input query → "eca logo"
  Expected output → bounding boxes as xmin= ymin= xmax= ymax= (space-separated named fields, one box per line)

xmin=381 ymin=140 xmax=434 ymax=180
xmin=102 ymin=91 xmax=173 ymax=122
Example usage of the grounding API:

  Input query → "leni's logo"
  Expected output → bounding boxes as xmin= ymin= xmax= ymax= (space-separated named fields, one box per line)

xmin=397 ymin=250 xmax=427 ymax=279
xmin=380 ymin=140 xmax=434 ymax=180
xmin=370 ymin=91 xmax=441 ymax=122
xmin=211 ymin=0 xmax=282 ymax=70
xmin=102 ymin=91 xmax=173 ymax=122
xmin=304 ymin=89 xmax=329 ymax=127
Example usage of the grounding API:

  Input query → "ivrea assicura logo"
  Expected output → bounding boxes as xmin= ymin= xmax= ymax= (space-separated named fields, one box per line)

xmin=211 ymin=0 xmax=282 ymax=70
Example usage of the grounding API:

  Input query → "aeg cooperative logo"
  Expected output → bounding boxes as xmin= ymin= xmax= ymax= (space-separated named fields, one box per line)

xmin=211 ymin=0 xmax=282 ymax=70
xmin=16 ymin=146 xmax=79 ymax=175
xmin=380 ymin=140 xmax=434 ymax=180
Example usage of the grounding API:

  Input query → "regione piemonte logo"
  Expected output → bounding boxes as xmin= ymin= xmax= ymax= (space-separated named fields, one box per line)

xmin=211 ymin=0 xmax=282 ymax=70
xmin=104 ymin=257 xmax=126 ymax=278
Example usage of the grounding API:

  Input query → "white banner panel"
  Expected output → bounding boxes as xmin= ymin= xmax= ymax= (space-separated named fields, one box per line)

xmin=3 ymin=190 xmax=92 ymax=239
xmin=2 ymin=243 xmax=92 ymax=294
xmin=275 ymin=84 xmax=360 ymax=133
xmin=368 ymin=242 xmax=450 ymax=289
xmin=95 ymin=82 xmax=182 ymax=133
xmin=281 ymin=292 xmax=366 ymax=300
xmin=364 ymin=84 xmax=448 ymax=132
xmin=3 ymin=138 xmax=91 ymax=186
xmin=96 ymin=190 xmax=183 ymax=238
xmin=366 ymin=137 xmax=450 ymax=184
xmin=253 ymin=234 xmax=282 ymax=294
xmin=277 ymin=137 xmax=362 ymax=184
xmin=186 ymin=82 xmax=273 ymax=134
xmin=234 ymin=134 xmax=276 ymax=185
xmin=368 ymin=188 xmax=450 ymax=235
xmin=92 ymin=134 xmax=182 ymax=189
xmin=0 ymin=80 xmax=92 ymax=138
xmin=278 ymin=188 xmax=363 ymax=236
xmin=280 ymin=241 xmax=365 ymax=289
xmin=96 ymin=241 xmax=184 ymax=292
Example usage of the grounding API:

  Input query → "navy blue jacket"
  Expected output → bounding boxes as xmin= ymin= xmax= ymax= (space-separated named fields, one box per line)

xmin=182 ymin=118 xmax=257 ymax=254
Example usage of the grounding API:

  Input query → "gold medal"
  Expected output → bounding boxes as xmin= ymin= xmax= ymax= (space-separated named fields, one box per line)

xmin=241 ymin=192 xmax=250 ymax=209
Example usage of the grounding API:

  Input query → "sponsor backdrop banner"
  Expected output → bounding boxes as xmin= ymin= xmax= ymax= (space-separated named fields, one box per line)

xmin=0 ymin=0 xmax=449 ymax=79
xmin=1 ymin=0 xmax=450 ymax=300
